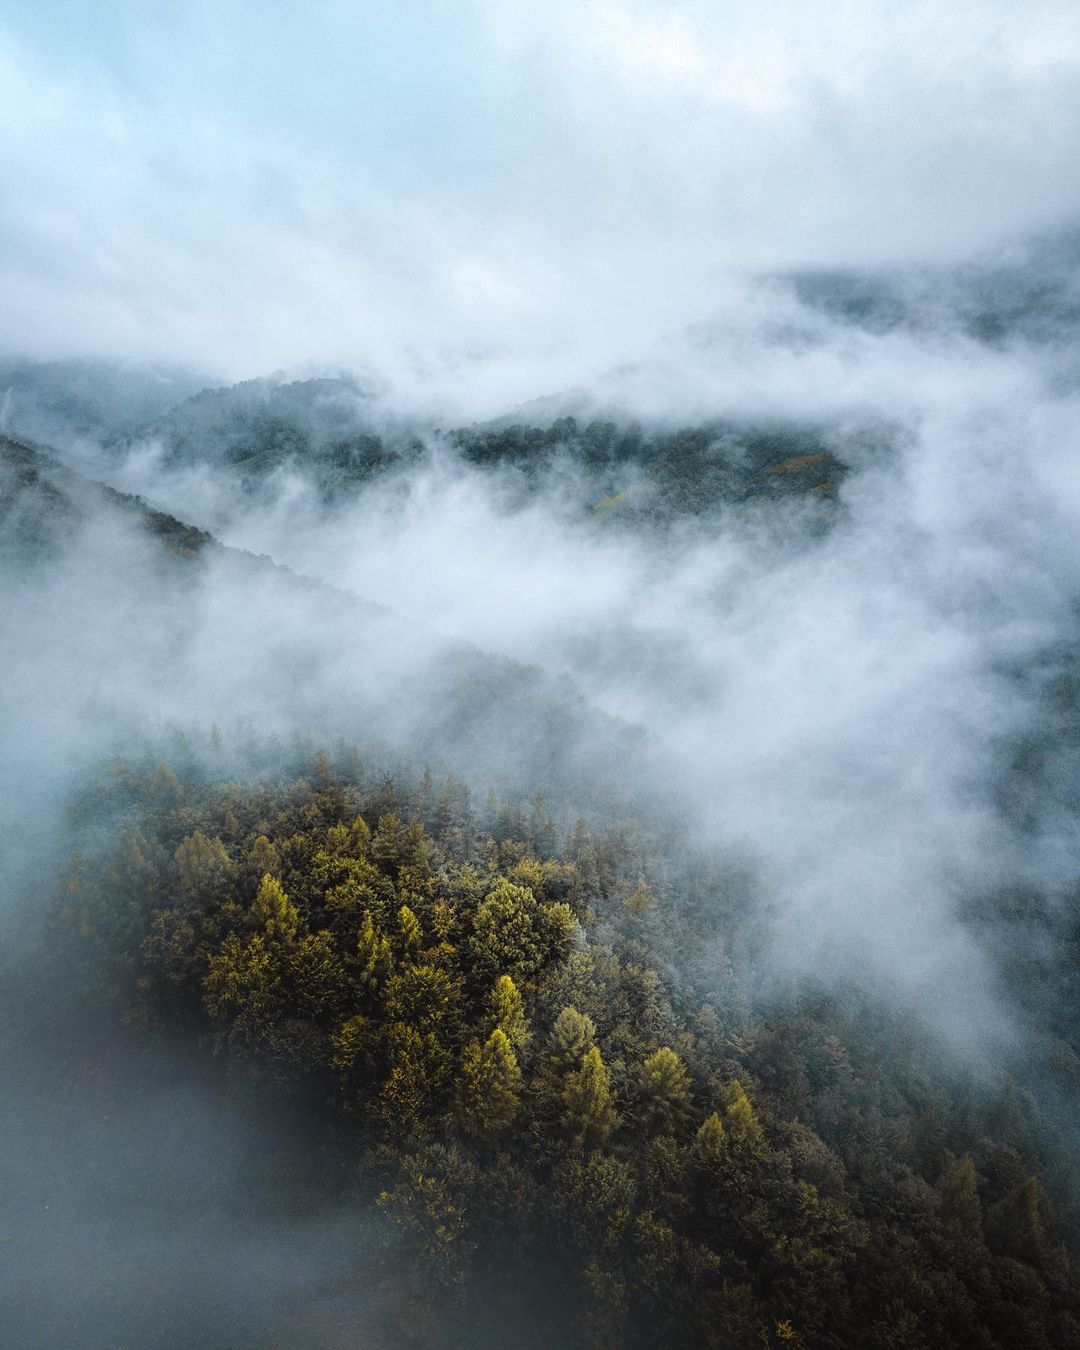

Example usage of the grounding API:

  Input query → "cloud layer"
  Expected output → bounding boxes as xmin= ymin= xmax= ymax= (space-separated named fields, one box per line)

xmin=2 ymin=1 xmax=1079 ymax=395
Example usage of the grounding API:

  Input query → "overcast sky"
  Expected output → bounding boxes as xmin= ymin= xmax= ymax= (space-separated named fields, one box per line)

xmin=2 ymin=1 xmax=1079 ymax=383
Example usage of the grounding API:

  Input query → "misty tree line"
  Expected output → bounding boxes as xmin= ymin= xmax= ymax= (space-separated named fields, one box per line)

xmin=51 ymin=749 xmax=1080 ymax=1349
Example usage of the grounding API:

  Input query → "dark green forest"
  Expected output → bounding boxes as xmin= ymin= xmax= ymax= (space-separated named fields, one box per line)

xmin=49 ymin=751 xmax=1080 ymax=1349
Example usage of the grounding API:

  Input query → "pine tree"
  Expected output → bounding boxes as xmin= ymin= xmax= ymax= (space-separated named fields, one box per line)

xmin=624 ymin=882 xmax=653 ymax=918
xmin=324 ymin=823 xmax=350 ymax=855
xmin=940 ymin=1153 xmax=982 ymax=1234
xmin=454 ymin=1028 xmax=522 ymax=1136
xmin=692 ymin=1112 xmax=728 ymax=1169
xmin=246 ymin=834 xmax=280 ymax=880
xmin=372 ymin=811 xmax=403 ymax=875
xmin=385 ymin=962 xmax=460 ymax=1033
xmin=551 ymin=1005 xmax=596 ymax=1070
xmin=470 ymin=878 xmax=546 ymax=985
xmin=330 ymin=1013 xmax=372 ymax=1073
xmin=252 ymin=872 xmax=300 ymax=943
xmin=398 ymin=903 xmax=423 ymax=955
xmin=563 ymin=1045 xmax=618 ymax=1146
xmin=639 ymin=1046 xmax=693 ymax=1135
xmin=175 ymin=830 xmax=234 ymax=903
xmin=490 ymin=974 xmax=530 ymax=1053
xmin=723 ymin=1080 xmax=764 ymax=1149
xmin=380 ymin=1023 xmax=452 ymax=1131
xmin=357 ymin=911 xmax=394 ymax=991
xmin=288 ymin=930 xmax=346 ymax=1018
xmin=348 ymin=814 xmax=372 ymax=856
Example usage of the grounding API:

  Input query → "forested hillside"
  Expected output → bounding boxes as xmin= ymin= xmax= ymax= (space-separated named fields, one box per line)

xmin=49 ymin=754 xmax=1080 ymax=1349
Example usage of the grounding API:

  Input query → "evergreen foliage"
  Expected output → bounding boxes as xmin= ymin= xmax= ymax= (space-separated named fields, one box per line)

xmin=51 ymin=755 xmax=1080 ymax=1349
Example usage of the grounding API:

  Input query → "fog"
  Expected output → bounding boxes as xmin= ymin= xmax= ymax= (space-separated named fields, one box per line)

xmin=35 ymin=265 xmax=1066 ymax=1032
xmin=3 ymin=4 xmax=1080 ymax=1344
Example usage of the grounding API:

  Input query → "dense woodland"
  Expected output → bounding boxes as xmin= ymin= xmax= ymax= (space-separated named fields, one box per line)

xmin=50 ymin=750 xmax=1080 ymax=1349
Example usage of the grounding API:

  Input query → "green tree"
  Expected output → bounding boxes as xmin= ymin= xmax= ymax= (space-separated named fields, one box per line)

xmin=490 ymin=973 xmax=530 ymax=1053
xmin=380 ymin=1022 xmax=452 ymax=1131
xmin=551 ymin=1005 xmax=597 ymax=1070
xmin=691 ymin=1111 xmax=728 ymax=1170
xmin=246 ymin=834 xmax=281 ymax=881
xmin=385 ymin=962 xmax=461 ymax=1034
xmin=372 ymin=810 xmax=404 ymax=875
xmin=454 ymin=1028 xmax=522 ymax=1136
xmin=470 ymin=878 xmax=544 ymax=986
xmin=357 ymin=911 xmax=394 ymax=992
xmin=723 ymin=1079 xmax=763 ymax=1149
xmin=348 ymin=813 xmax=372 ymax=855
xmin=175 ymin=831 xmax=235 ymax=904
xmin=330 ymin=1013 xmax=373 ymax=1073
xmin=564 ymin=1045 xmax=618 ymax=1146
xmin=398 ymin=903 xmax=423 ymax=955
xmin=639 ymin=1046 xmax=693 ymax=1135
xmin=203 ymin=931 xmax=282 ymax=1053
xmin=251 ymin=872 xmax=300 ymax=943
xmin=940 ymin=1153 xmax=982 ymax=1235
xmin=288 ymin=930 xmax=347 ymax=1019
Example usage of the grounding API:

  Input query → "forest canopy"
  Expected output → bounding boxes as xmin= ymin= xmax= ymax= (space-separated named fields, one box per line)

xmin=49 ymin=749 xmax=1080 ymax=1349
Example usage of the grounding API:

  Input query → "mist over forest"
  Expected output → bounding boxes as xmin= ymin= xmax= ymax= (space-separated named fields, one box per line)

xmin=3 ymin=4 xmax=1080 ymax=1347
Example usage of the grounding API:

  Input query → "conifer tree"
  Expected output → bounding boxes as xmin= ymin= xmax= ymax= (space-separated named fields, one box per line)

xmin=722 ymin=1080 xmax=764 ymax=1149
xmin=470 ymin=878 xmax=546 ymax=985
xmin=490 ymin=974 xmax=530 ymax=1053
xmin=252 ymin=872 xmax=300 ymax=943
xmin=380 ymin=1022 xmax=451 ymax=1131
xmin=454 ymin=1028 xmax=522 ymax=1136
xmin=330 ymin=1013 xmax=372 ymax=1073
xmin=624 ymin=882 xmax=653 ymax=918
xmin=372 ymin=810 xmax=403 ymax=875
xmin=357 ymin=911 xmax=394 ymax=991
xmin=563 ymin=1045 xmax=618 ymax=1146
xmin=692 ymin=1112 xmax=728 ymax=1169
xmin=348 ymin=814 xmax=372 ymax=856
xmin=385 ymin=962 xmax=460 ymax=1033
xmin=639 ymin=1046 xmax=693 ymax=1135
xmin=324 ymin=822 xmax=350 ymax=855
xmin=551 ymin=1005 xmax=596 ymax=1071
xmin=175 ymin=830 xmax=234 ymax=902
xmin=246 ymin=834 xmax=280 ymax=880
xmin=940 ymin=1153 xmax=982 ymax=1234
xmin=398 ymin=903 xmax=422 ymax=955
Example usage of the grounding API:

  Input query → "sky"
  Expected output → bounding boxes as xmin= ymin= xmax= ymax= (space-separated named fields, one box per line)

xmin=2 ymin=1 xmax=1080 ymax=386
